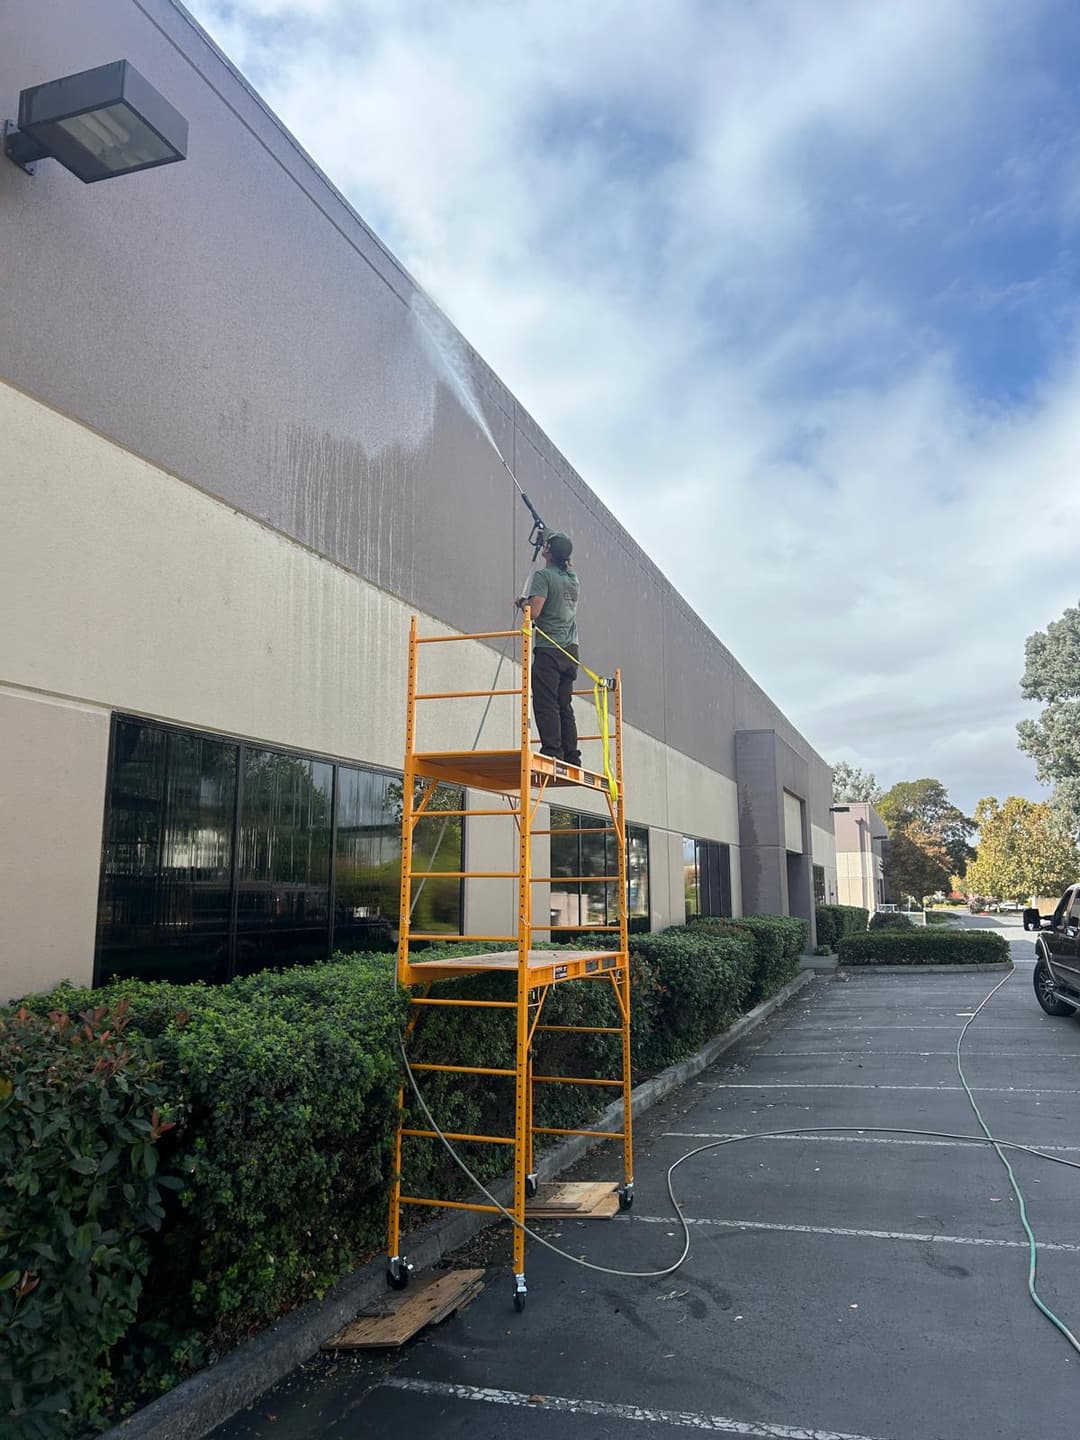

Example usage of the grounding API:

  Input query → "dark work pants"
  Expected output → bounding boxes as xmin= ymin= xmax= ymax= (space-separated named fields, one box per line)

xmin=531 ymin=645 xmax=580 ymax=761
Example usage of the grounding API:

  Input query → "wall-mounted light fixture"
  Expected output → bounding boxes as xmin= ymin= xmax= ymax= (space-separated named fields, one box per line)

xmin=4 ymin=60 xmax=187 ymax=182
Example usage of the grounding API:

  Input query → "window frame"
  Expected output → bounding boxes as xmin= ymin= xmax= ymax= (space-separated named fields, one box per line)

xmin=95 ymin=714 xmax=463 ymax=985
xmin=683 ymin=835 xmax=732 ymax=919
xmin=548 ymin=804 xmax=650 ymax=933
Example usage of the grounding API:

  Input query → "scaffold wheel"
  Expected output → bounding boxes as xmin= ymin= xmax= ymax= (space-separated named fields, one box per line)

xmin=387 ymin=1256 xmax=411 ymax=1290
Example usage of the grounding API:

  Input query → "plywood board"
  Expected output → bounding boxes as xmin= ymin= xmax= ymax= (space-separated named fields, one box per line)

xmin=526 ymin=1181 xmax=620 ymax=1218
xmin=322 ymin=1269 xmax=485 ymax=1349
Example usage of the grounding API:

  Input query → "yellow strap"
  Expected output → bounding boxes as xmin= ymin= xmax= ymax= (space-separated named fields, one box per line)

xmin=527 ymin=621 xmax=618 ymax=801
xmin=530 ymin=622 xmax=603 ymax=685
xmin=594 ymin=678 xmax=619 ymax=802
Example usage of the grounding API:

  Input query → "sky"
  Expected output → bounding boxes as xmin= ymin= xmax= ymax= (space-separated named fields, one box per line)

xmin=186 ymin=0 xmax=1080 ymax=818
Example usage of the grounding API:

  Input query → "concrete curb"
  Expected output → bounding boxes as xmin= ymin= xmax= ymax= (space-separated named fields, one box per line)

xmin=104 ymin=970 xmax=815 ymax=1440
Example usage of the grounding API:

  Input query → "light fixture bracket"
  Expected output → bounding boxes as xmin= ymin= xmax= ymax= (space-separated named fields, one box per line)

xmin=3 ymin=120 xmax=47 ymax=175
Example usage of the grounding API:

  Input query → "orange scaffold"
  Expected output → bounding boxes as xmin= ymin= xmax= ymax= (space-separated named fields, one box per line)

xmin=386 ymin=614 xmax=633 ymax=1311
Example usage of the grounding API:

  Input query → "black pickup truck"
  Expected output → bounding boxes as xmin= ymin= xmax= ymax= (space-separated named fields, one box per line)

xmin=1027 ymin=889 xmax=1080 ymax=1016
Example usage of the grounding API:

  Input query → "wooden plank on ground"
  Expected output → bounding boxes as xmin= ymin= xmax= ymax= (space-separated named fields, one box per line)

xmin=526 ymin=1181 xmax=620 ymax=1218
xmin=322 ymin=1269 xmax=485 ymax=1349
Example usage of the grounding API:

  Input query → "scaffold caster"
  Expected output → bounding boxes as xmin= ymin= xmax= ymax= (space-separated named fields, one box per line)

xmin=387 ymin=1255 xmax=413 ymax=1291
xmin=525 ymin=1173 xmax=539 ymax=1199
xmin=513 ymin=1275 xmax=527 ymax=1312
xmin=618 ymin=1184 xmax=634 ymax=1212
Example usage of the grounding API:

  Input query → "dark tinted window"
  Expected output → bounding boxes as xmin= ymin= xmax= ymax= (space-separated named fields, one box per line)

xmin=550 ymin=806 xmax=649 ymax=933
xmin=234 ymin=750 xmax=333 ymax=973
xmin=97 ymin=720 xmax=237 ymax=984
xmin=409 ymin=783 xmax=465 ymax=939
xmin=332 ymin=772 xmax=463 ymax=952
xmin=95 ymin=717 xmax=462 ymax=983
xmin=683 ymin=836 xmax=731 ymax=918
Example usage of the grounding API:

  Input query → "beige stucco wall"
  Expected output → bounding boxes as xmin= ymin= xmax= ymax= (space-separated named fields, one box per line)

xmin=0 ymin=688 xmax=109 ymax=998
xmin=837 ymin=850 xmax=880 ymax=911
xmin=783 ymin=791 xmax=804 ymax=854
xmin=811 ymin=822 xmax=838 ymax=904
xmin=1 ymin=381 xmax=750 ymax=995
xmin=0 ymin=380 xmax=518 ymax=770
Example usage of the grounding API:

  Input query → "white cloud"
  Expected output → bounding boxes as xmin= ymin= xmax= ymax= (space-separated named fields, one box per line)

xmin=188 ymin=0 xmax=1078 ymax=815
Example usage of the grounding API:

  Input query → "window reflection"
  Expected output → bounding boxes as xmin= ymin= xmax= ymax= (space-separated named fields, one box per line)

xmin=409 ymin=782 xmax=464 ymax=940
xmin=333 ymin=766 xmax=399 ymax=953
xmin=683 ymin=836 xmax=731 ymax=918
xmin=234 ymin=749 xmax=333 ymax=973
xmin=549 ymin=806 xmax=650 ymax=935
xmin=95 ymin=718 xmax=463 ymax=985
xmin=98 ymin=720 xmax=237 ymax=983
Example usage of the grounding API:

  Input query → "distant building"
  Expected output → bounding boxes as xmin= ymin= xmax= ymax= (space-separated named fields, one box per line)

xmin=833 ymin=803 xmax=889 ymax=912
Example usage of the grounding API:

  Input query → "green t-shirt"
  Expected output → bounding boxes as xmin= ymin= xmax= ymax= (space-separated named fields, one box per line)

xmin=528 ymin=563 xmax=579 ymax=649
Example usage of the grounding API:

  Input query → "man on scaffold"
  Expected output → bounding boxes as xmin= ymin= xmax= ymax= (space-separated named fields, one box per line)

xmin=516 ymin=531 xmax=581 ymax=765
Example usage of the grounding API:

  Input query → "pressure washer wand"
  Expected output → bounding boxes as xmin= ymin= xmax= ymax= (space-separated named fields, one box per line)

xmin=497 ymin=454 xmax=547 ymax=560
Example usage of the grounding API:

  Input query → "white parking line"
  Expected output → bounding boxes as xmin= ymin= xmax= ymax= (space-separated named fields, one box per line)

xmin=777 ymin=1024 xmax=1048 ymax=1031
xmin=633 ymin=1216 xmax=1080 ymax=1253
xmin=752 ymin=1051 xmax=1072 ymax=1058
xmin=696 ymin=1082 xmax=1080 ymax=1094
xmin=381 ymin=1376 xmax=894 ymax=1440
xmin=661 ymin=1130 xmax=1080 ymax=1154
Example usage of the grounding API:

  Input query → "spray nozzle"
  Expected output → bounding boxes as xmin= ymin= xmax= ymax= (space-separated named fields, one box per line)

xmin=518 ymin=491 xmax=547 ymax=561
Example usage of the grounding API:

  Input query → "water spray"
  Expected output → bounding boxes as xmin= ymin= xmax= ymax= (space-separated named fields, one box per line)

xmin=409 ymin=291 xmax=548 ymax=559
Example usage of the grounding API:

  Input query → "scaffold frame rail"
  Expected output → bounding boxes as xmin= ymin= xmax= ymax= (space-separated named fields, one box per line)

xmin=386 ymin=614 xmax=633 ymax=1311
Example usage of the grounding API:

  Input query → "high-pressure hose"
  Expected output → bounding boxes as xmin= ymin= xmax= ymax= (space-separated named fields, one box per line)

xmin=393 ymin=403 xmax=1080 ymax=1350
xmin=401 ymin=968 xmax=1080 ymax=1350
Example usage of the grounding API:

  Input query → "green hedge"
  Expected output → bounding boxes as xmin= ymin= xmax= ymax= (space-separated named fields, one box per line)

xmin=688 ymin=913 xmax=808 ymax=1002
xmin=837 ymin=930 xmax=1010 ymax=965
xmin=815 ymin=904 xmax=868 ymax=950
xmin=629 ymin=927 xmax=754 ymax=1066
xmin=8 ymin=923 xmax=806 ymax=1433
xmin=868 ymin=910 xmax=914 ymax=931
xmin=0 ymin=1003 xmax=178 ymax=1438
xmin=13 ymin=960 xmax=410 ymax=1417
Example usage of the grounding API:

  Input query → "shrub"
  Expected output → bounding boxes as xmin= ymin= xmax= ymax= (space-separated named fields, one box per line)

xmin=837 ymin=930 xmax=1010 ymax=965
xmin=6 ymin=922 xmax=796 ymax=1423
xmin=16 ymin=961 xmax=411 ymax=1396
xmin=629 ymin=927 xmax=755 ymax=1068
xmin=687 ymin=914 xmax=807 ymax=1004
xmin=868 ymin=910 xmax=914 ymax=931
xmin=146 ymin=958 xmax=410 ymax=1367
xmin=14 ymin=980 xmax=209 ymax=1040
xmin=0 ymin=1003 xmax=178 ymax=1438
xmin=736 ymin=916 xmax=804 ymax=1002
xmin=815 ymin=905 xmax=868 ymax=950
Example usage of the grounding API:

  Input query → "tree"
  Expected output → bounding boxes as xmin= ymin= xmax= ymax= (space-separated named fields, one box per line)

xmin=876 ymin=777 xmax=975 ymax=877
xmin=883 ymin=822 xmax=952 ymax=903
xmin=964 ymin=796 xmax=1079 ymax=902
xmin=1017 ymin=603 xmax=1080 ymax=836
xmin=831 ymin=761 xmax=881 ymax=804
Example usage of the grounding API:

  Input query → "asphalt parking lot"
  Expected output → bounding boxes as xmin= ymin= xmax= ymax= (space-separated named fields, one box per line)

xmin=214 ymin=916 xmax=1080 ymax=1440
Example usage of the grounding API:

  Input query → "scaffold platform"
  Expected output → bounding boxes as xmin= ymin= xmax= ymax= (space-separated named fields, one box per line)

xmin=386 ymin=615 xmax=633 ymax=1312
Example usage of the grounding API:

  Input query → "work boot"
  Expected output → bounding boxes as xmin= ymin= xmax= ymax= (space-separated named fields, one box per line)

xmin=565 ymin=751 xmax=582 ymax=767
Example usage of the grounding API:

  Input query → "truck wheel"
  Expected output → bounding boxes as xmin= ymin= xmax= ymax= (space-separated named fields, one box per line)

xmin=1034 ymin=961 xmax=1074 ymax=1016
